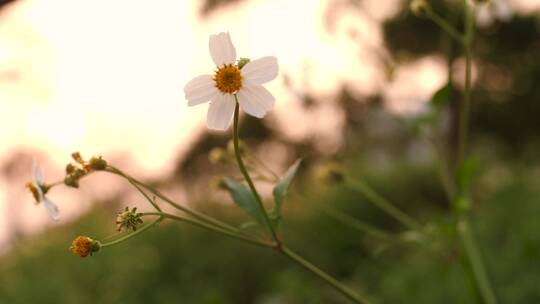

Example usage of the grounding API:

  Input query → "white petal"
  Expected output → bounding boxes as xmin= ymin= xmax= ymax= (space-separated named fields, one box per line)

xmin=32 ymin=158 xmax=44 ymax=184
xmin=237 ymin=84 xmax=275 ymax=118
xmin=207 ymin=94 xmax=236 ymax=130
xmin=42 ymin=197 xmax=60 ymax=221
xmin=241 ymin=56 xmax=278 ymax=85
xmin=184 ymin=74 xmax=218 ymax=106
xmin=209 ymin=32 xmax=236 ymax=67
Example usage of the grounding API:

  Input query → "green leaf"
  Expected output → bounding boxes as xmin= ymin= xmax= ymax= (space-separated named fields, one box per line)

xmin=431 ymin=82 xmax=451 ymax=110
xmin=222 ymin=178 xmax=266 ymax=225
xmin=272 ymin=159 xmax=302 ymax=224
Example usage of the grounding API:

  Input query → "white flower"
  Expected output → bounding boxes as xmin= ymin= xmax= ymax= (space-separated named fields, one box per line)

xmin=184 ymin=32 xmax=279 ymax=130
xmin=26 ymin=159 xmax=60 ymax=221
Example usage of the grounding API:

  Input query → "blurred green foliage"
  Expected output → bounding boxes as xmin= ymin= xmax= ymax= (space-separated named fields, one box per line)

xmin=0 ymin=152 xmax=538 ymax=303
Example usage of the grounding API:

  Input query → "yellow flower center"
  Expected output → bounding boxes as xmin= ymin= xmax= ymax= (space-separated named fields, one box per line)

xmin=70 ymin=236 xmax=97 ymax=258
xmin=25 ymin=182 xmax=40 ymax=203
xmin=214 ymin=64 xmax=242 ymax=94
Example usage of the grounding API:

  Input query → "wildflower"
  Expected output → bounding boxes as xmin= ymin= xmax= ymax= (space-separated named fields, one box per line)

xmin=116 ymin=207 xmax=144 ymax=232
xmin=26 ymin=159 xmax=59 ymax=221
xmin=69 ymin=236 xmax=101 ymax=257
xmin=184 ymin=32 xmax=279 ymax=130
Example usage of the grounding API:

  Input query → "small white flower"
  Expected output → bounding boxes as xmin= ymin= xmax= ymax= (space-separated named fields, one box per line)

xmin=184 ymin=32 xmax=279 ymax=130
xmin=26 ymin=159 xmax=60 ymax=221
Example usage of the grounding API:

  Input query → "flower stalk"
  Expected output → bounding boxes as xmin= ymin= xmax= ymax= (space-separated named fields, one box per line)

xmin=231 ymin=98 xmax=280 ymax=243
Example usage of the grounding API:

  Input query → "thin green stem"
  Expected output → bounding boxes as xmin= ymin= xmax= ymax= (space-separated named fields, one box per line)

xmin=344 ymin=176 xmax=421 ymax=230
xmin=280 ymin=246 xmax=371 ymax=304
xmin=47 ymin=180 xmax=64 ymax=188
xmin=425 ymin=7 xmax=464 ymax=45
xmin=101 ymin=217 xmax=163 ymax=248
xmin=107 ymin=166 xmax=161 ymax=211
xmin=143 ymin=212 xmax=275 ymax=248
xmin=315 ymin=203 xmax=394 ymax=242
xmin=232 ymin=97 xmax=279 ymax=243
xmin=245 ymin=152 xmax=280 ymax=181
xmin=458 ymin=45 xmax=472 ymax=166
xmin=454 ymin=2 xmax=497 ymax=303
xmin=105 ymin=166 xmax=243 ymax=236
xmin=458 ymin=220 xmax=497 ymax=304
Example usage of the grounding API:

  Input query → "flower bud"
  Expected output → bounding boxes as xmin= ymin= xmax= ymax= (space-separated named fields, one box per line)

xmin=210 ymin=177 xmax=228 ymax=191
xmin=227 ymin=139 xmax=246 ymax=155
xmin=315 ymin=163 xmax=345 ymax=185
xmin=237 ymin=57 xmax=251 ymax=69
xmin=410 ymin=0 xmax=430 ymax=17
xmin=69 ymin=236 xmax=101 ymax=257
xmin=116 ymin=207 xmax=143 ymax=232
xmin=64 ymin=175 xmax=79 ymax=188
xmin=209 ymin=147 xmax=228 ymax=164
xmin=89 ymin=156 xmax=107 ymax=171
xmin=65 ymin=163 xmax=76 ymax=174
xmin=71 ymin=152 xmax=85 ymax=165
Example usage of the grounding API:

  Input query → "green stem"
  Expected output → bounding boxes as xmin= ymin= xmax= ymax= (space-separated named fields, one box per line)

xmin=105 ymin=166 xmax=243 ymax=236
xmin=280 ymin=246 xmax=371 ymax=304
xmin=231 ymin=97 xmax=279 ymax=243
xmin=344 ymin=176 xmax=421 ymax=230
xmin=458 ymin=220 xmax=497 ymax=304
xmin=101 ymin=217 xmax=163 ymax=248
xmin=315 ymin=203 xmax=394 ymax=242
xmin=425 ymin=7 xmax=464 ymax=45
xmin=455 ymin=2 xmax=497 ymax=303
xmin=107 ymin=166 xmax=161 ymax=211
xmin=458 ymin=44 xmax=472 ymax=167
xmin=143 ymin=212 xmax=275 ymax=248
xmin=245 ymin=152 xmax=280 ymax=181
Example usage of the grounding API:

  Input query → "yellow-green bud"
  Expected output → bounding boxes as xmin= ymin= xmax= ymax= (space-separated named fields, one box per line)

xmin=315 ymin=163 xmax=345 ymax=185
xmin=410 ymin=0 xmax=430 ymax=17
xmin=89 ymin=156 xmax=107 ymax=171
xmin=237 ymin=57 xmax=251 ymax=69
xmin=65 ymin=163 xmax=76 ymax=174
xmin=64 ymin=175 xmax=79 ymax=188
xmin=209 ymin=147 xmax=228 ymax=164
xmin=210 ymin=177 xmax=228 ymax=191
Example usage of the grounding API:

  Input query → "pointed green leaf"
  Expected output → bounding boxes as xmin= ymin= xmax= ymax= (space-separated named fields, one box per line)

xmin=222 ymin=178 xmax=266 ymax=225
xmin=431 ymin=82 xmax=451 ymax=110
xmin=272 ymin=159 xmax=302 ymax=223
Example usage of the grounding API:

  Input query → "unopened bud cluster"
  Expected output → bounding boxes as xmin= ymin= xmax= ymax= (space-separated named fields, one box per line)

xmin=116 ymin=207 xmax=144 ymax=232
xmin=64 ymin=152 xmax=107 ymax=188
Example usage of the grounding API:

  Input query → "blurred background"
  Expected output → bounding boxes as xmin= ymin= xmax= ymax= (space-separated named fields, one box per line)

xmin=0 ymin=0 xmax=539 ymax=303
